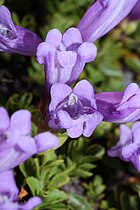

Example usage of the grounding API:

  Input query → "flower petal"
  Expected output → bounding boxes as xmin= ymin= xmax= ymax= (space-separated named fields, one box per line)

xmin=17 ymin=136 xmax=37 ymax=154
xmin=10 ymin=110 xmax=32 ymax=135
xmin=73 ymin=80 xmax=96 ymax=106
xmin=15 ymin=26 xmax=42 ymax=56
xmin=36 ymin=42 xmax=56 ymax=64
xmin=117 ymin=94 xmax=140 ymax=111
xmin=58 ymin=67 xmax=72 ymax=83
xmin=0 ymin=6 xmax=42 ymax=56
xmin=34 ymin=132 xmax=59 ymax=152
xmin=129 ymin=150 xmax=140 ymax=172
xmin=107 ymin=145 xmax=122 ymax=158
xmin=132 ymin=121 xmax=140 ymax=133
xmin=49 ymin=83 xmax=72 ymax=111
xmin=67 ymin=118 xmax=83 ymax=138
xmin=37 ymin=42 xmax=59 ymax=88
xmin=78 ymin=0 xmax=137 ymax=42
xmin=20 ymin=197 xmax=42 ymax=210
xmin=57 ymin=51 xmax=77 ymax=68
xmin=63 ymin=27 xmax=82 ymax=48
xmin=0 ymin=148 xmax=21 ymax=172
xmin=129 ymin=0 xmax=140 ymax=20
xmin=122 ymin=143 xmax=138 ymax=159
xmin=0 ymin=5 xmax=17 ymax=36
xmin=95 ymin=85 xmax=140 ymax=123
xmin=0 ymin=107 xmax=9 ymax=132
xmin=95 ymin=92 xmax=123 ymax=104
xmin=120 ymin=83 xmax=139 ymax=105
xmin=0 ymin=170 xmax=18 ymax=201
xmin=83 ymin=112 xmax=103 ymax=137
xmin=57 ymin=110 xmax=73 ymax=129
xmin=77 ymin=42 xmax=97 ymax=62
xmin=45 ymin=29 xmax=62 ymax=48
xmin=67 ymin=54 xmax=85 ymax=85
xmin=119 ymin=124 xmax=132 ymax=146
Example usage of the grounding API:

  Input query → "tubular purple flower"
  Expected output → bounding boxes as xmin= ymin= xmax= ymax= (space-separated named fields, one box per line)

xmin=108 ymin=122 xmax=140 ymax=172
xmin=95 ymin=83 xmax=140 ymax=123
xmin=77 ymin=0 xmax=138 ymax=42
xmin=48 ymin=80 xmax=103 ymax=138
xmin=129 ymin=0 xmax=140 ymax=20
xmin=0 ymin=5 xmax=42 ymax=55
xmin=0 ymin=170 xmax=42 ymax=209
xmin=36 ymin=27 xmax=97 ymax=89
xmin=0 ymin=107 xmax=59 ymax=172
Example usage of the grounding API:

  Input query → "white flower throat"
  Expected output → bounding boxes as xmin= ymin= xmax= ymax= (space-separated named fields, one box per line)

xmin=0 ymin=23 xmax=15 ymax=39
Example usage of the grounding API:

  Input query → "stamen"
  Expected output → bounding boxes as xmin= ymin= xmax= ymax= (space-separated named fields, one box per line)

xmin=68 ymin=93 xmax=77 ymax=106
xmin=0 ymin=23 xmax=15 ymax=40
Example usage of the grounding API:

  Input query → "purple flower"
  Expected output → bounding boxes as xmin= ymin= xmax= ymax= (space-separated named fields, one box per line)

xmin=0 ymin=5 xmax=41 ymax=55
xmin=48 ymin=80 xmax=103 ymax=138
xmin=0 ymin=107 xmax=59 ymax=172
xmin=108 ymin=122 xmax=140 ymax=172
xmin=77 ymin=0 xmax=137 ymax=42
xmin=36 ymin=27 xmax=97 ymax=89
xmin=129 ymin=0 xmax=140 ymax=20
xmin=0 ymin=170 xmax=42 ymax=209
xmin=95 ymin=83 xmax=140 ymax=123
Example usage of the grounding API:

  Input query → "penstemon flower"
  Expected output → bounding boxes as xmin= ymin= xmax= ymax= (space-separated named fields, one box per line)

xmin=129 ymin=0 xmax=140 ymax=20
xmin=95 ymin=83 xmax=140 ymax=123
xmin=0 ymin=170 xmax=42 ymax=210
xmin=36 ymin=27 xmax=97 ymax=89
xmin=77 ymin=0 xmax=138 ymax=42
xmin=48 ymin=80 xmax=103 ymax=138
xmin=0 ymin=107 xmax=59 ymax=172
xmin=108 ymin=122 xmax=140 ymax=172
xmin=0 ymin=5 xmax=41 ymax=55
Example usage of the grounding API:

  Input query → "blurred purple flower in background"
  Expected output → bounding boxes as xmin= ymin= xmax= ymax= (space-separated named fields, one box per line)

xmin=108 ymin=122 xmax=140 ymax=172
xmin=129 ymin=0 xmax=140 ymax=20
xmin=0 ymin=5 xmax=41 ymax=55
xmin=0 ymin=170 xmax=42 ymax=209
xmin=48 ymin=80 xmax=103 ymax=138
xmin=0 ymin=107 xmax=59 ymax=172
xmin=36 ymin=27 xmax=97 ymax=89
xmin=77 ymin=0 xmax=138 ymax=42
xmin=95 ymin=83 xmax=140 ymax=123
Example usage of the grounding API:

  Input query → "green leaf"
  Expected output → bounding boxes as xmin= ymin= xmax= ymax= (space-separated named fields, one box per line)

xmin=93 ymin=122 xmax=112 ymax=138
xmin=28 ymin=57 xmax=44 ymax=85
xmin=26 ymin=177 xmax=41 ymax=196
xmin=48 ymin=174 xmax=70 ymax=190
xmin=79 ymin=162 xmax=96 ymax=170
xmin=42 ymin=189 xmax=68 ymax=204
xmin=46 ymin=160 xmax=64 ymax=168
xmin=125 ymin=55 xmax=140 ymax=73
xmin=41 ymin=166 xmax=59 ymax=189
xmin=74 ymin=168 xmax=93 ymax=178
xmin=56 ymin=132 xmax=68 ymax=148
xmin=19 ymin=158 xmax=39 ymax=178
xmin=86 ymin=144 xmax=105 ymax=160
xmin=94 ymin=185 xmax=106 ymax=195
xmin=68 ymin=193 xmax=93 ymax=210
xmin=38 ymin=203 xmax=68 ymax=210
xmin=39 ymin=187 xmax=68 ymax=209
xmin=42 ymin=150 xmax=57 ymax=166
xmin=6 ymin=93 xmax=34 ymax=112
xmin=120 ymin=192 xmax=138 ymax=210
